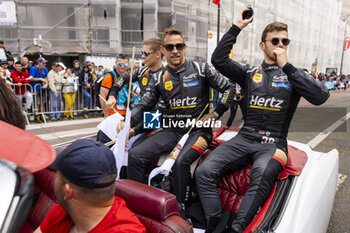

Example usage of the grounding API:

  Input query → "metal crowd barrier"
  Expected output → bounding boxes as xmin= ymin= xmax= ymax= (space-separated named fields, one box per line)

xmin=11 ymin=83 xmax=100 ymax=125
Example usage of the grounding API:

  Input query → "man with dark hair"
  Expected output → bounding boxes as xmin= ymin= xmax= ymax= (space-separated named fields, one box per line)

xmin=11 ymin=61 xmax=33 ymax=113
xmin=7 ymin=57 xmax=14 ymax=72
xmin=21 ymin=56 xmax=33 ymax=72
xmin=195 ymin=9 xmax=329 ymax=233
xmin=118 ymin=28 xmax=235 ymax=217
xmin=28 ymin=57 xmax=49 ymax=122
xmin=96 ymin=65 xmax=104 ymax=78
xmin=79 ymin=63 xmax=93 ymax=118
xmin=34 ymin=139 xmax=145 ymax=233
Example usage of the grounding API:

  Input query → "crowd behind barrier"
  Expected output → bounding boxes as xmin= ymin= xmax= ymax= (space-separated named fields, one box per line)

xmin=11 ymin=82 xmax=101 ymax=124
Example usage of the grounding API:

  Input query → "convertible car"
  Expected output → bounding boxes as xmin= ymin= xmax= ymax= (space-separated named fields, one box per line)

xmin=0 ymin=121 xmax=338 ymax=233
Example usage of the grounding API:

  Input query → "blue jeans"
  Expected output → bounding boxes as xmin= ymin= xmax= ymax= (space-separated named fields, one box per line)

xmin=82 ymin=88 xmax=91 ymax=114
xmin=49 ymin=90 xmax=61 ymax=118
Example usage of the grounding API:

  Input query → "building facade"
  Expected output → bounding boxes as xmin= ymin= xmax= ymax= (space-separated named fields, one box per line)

xmin=0 ymin=0 xmax=348 ymax=74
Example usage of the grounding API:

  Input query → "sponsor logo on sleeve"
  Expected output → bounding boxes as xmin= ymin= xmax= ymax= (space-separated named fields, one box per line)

xmin=164 ymin=81 xmax=173 ymax=91
xmin=142 ymin=77 xmax=148 ymax=86
xmin=272 ymin=82 xmax=290 ymax=88
xmin=183 ymin=81 xmax=199 ymax=87
xmin=253 ymin=73 xmax=263 ymax=83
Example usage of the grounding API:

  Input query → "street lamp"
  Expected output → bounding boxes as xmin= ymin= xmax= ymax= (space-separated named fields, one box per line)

xmin=340 ymin=15 xmax=349 ymax=75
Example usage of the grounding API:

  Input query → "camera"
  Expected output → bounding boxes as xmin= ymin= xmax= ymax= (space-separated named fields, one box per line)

xmin=242 ymin=5 xmax=254 ymax=20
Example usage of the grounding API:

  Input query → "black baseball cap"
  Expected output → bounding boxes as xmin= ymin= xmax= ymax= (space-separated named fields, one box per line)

xmin=50 ymin=139 xmax=117 ymax=189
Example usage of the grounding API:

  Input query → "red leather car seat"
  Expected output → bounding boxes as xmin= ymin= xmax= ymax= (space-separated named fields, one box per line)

xmin=20 ymin=169 xmax=193 ymax=233
xmin=195 ymin=127 xmax=308 ymax=232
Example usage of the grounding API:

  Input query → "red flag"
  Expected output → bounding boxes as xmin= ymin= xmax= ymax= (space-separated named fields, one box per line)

xmin=213 ymin=0 xmax=220 ymax=7
xmin=344 ymin=37 xmax=350 ymax=52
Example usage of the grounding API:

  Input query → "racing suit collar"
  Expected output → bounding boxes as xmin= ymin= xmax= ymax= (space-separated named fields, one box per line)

xmin=261 ymin=61 xmax=279 ymax=71
xmin=166 ymin=60 xmax=187 ymax=74
xmin=150 ymin=65 xmax=164 ymax=74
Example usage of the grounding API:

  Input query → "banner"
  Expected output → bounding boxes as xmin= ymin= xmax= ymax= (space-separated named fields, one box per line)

xmin=0 ymin=1 xmax=17 ymax=26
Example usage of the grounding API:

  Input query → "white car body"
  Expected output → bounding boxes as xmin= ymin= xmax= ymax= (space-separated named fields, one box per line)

xmin=272 ymin=140 xmax=339 ymax=233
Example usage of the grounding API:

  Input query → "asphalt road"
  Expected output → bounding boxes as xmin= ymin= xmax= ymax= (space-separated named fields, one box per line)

xmin=27 ymin=89 xmax=350 ymax=232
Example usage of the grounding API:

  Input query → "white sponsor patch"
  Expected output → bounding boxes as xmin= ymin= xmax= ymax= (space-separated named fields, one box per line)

xmin=216 ymin=130 xmax=238 ymax=141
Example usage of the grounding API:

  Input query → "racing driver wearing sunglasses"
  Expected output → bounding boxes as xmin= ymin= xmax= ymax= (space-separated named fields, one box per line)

xmin=195 ymin=7 xmax=330 ymax=233
xmin=117 ymin=27 xmax=236 ymax=220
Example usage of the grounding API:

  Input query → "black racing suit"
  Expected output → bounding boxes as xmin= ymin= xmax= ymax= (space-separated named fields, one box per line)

xmin=109 ymin=66 xmax=165 ymax=134
xmin=128 ymin=60 xmax=235 ymax=205
xmin=195 ymin=24 xmax=330 ymax=233
xmin=110 ymin=66 xmax=163 ymax=99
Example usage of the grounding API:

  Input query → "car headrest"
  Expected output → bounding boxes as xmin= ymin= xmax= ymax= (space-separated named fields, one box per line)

xmin=115 ymin=179 xmax=180 ymax=221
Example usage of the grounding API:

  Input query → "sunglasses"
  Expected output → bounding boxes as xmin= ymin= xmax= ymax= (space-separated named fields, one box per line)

xmin=163 ymin=43 xmax=186 ymax=52
xmin=265 ymin=38 xmax=290 ymax=46
xmin=141 ymin=50 xmax=155 ymax=57
xmin=117 ymin=62 xmax=128 ymax=67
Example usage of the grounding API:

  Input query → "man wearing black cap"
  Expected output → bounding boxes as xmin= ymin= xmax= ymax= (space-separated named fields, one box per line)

xmin=34 ymin=139 xmax=145 ymax=233
xmin=0 ymin=60 xmax=11 ymax=79
xmin=7 ymin=57 xmax=14 ymax=72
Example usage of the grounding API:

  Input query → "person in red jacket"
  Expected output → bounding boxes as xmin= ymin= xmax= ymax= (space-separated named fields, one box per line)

xmin=34 ymin=139 xmax=146 ymax=233
xmin=11 ymin=61 xmax=33 ymax=112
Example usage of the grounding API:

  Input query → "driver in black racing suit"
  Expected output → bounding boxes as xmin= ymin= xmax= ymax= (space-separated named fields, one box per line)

xmin=118 ymin=28 xmax=235 ymax=216
xmin=195 ymin=9 xmax=330 ymax=233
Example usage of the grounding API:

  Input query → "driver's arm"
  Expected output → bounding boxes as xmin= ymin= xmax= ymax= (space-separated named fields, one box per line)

xmin=100 ymin=86 xmax=111 ymax=117
xmin=130 ymin=77 xmax=160 ymax=134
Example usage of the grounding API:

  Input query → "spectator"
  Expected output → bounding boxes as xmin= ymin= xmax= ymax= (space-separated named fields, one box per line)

xmin=0 ymin=79 xmax=26 ymax=129
xmin=79 ymin=64 xmax=93 ymax=118
xmin=90 ymin=62 xmax=97 ymax=77
xmin=62 ymin=67 xmax=78 ymax=120
xmin=0 ymin=60 xmax=11 ymax=80
xmin=96 ymin=65 xmax=104 ymax=78
xmin=48 ymin=62 xmax=65 ymax=121
xmin=29 ymin=57 xmax=49 ymax=123
xmin=11 ymin=61 xmax=33 ymax=113
xmin=0 ymin=40 xmax=11 ymax=61
xmin=89 ymin=62 xmax=97 ymax=109
xmin=0 ymin=67 xmax=12 ymax=88
xmin=72 ymin=60 xmax=82 ymax=77
xmin=21 ymin=56 xmax=33 ymax=72
xmin=7 ymin=57 xmax=14 ymax=72
xmin=34 ymin=139 xmax=146 ymax=233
